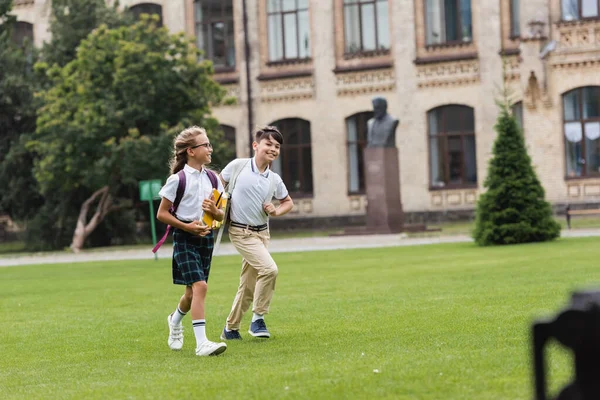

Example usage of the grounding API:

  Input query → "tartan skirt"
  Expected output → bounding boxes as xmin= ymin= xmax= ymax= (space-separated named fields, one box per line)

xmin=171 ymin=228 xmax=214 ymax=285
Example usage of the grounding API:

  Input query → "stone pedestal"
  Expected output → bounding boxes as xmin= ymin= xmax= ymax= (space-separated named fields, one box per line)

xmin=364 ymin=147 xmax=404 ymax=233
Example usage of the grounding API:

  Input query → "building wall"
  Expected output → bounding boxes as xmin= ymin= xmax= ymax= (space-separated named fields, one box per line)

xmin=10 ymin=0 xmax=600 ymax=221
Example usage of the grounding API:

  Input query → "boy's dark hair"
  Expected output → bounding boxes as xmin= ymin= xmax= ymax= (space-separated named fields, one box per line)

xmin=255 ymin=126 xmax=283 ymax=145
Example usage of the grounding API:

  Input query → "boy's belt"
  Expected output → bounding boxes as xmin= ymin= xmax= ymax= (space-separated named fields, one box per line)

xmin=230 ymin=221 xmax=268 ymax=232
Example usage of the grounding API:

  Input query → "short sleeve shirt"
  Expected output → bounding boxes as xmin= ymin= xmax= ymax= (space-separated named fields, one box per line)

xmin=158 ymin=164 xmax=224 ymax=222
xmin=221 ymin=158 xmax=288 ymax=226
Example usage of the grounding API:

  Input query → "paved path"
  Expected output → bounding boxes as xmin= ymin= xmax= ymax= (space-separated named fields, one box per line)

xmin=1 ymin=229 xmax=599 ymax=267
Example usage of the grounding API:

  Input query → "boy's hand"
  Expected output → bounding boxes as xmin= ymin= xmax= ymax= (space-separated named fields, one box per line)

xmin=186 ymin=220 xmax=211 ymax=236
xmin=202 ymin=194 xmax=219 ymax=216
xmin=263 ymin=202 xmax=277 ymax=216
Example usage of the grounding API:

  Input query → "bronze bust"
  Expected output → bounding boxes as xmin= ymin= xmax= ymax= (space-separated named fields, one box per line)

xmin=367 ymin=97 xmax=399 ymax=148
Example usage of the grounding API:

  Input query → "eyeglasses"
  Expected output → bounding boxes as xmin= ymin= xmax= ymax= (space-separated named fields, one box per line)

xmin=190 ymin=142 xmax=212 ymax=149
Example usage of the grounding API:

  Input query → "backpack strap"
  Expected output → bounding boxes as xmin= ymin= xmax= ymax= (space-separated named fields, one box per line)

xmin=205 ymin=169 xmax=219 ymax=189
xmin=225 ymin=158 xmax=251 ymax=193
xmin=152 ymin=170 xmax=186 ymax=253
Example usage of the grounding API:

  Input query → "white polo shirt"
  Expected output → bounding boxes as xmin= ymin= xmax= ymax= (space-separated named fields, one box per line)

xmin=221 ymin=158 xmax=288 ymax=226
xmin=158 ymin=164 xmax=224 ymax=222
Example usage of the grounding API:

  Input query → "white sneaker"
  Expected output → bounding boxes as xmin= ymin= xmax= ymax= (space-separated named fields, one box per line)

xmin=195 ymin=340 xmax=227 ymax=356
xmin=167 ymin=313 xmax=184 ymax=350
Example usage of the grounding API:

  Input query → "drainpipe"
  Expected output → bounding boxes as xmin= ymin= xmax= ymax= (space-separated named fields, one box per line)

xmin=242 ymin=0 xmax=254 ymax=157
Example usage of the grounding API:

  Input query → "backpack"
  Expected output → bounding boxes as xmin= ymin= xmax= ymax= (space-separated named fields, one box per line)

xmin=151 ymin=168 xmax=219 ymax=253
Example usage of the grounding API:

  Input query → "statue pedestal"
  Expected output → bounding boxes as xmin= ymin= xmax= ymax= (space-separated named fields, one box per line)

xmin=363 ymin=147 xmax=404 ymax=233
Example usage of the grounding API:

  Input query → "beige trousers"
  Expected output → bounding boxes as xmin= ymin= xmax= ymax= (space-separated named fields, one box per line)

xmin=226 ymin=225 xmax=278 ymax=330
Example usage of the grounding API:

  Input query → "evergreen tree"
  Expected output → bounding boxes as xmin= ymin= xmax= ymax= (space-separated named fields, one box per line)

xmin=473 ymin=104 xmax=561 ymax=245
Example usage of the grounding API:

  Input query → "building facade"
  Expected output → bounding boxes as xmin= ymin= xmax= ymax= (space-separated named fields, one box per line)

xmin=10 ymin=0 xmax=600 ymax=224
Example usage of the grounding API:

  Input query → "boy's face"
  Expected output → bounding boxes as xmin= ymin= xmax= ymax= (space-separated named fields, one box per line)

xmin=253 ymin=135 xmax=281 ymax=163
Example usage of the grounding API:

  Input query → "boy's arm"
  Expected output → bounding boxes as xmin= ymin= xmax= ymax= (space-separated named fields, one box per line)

xmin=264 ymin=195 xmax=293 ymax=217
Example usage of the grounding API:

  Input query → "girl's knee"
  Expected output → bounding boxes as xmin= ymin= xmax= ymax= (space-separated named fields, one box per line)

xmin=191 ymin=280 xmax=208 ymax=293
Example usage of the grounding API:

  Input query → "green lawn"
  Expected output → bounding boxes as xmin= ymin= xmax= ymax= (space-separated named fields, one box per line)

xmin=1 ymin=238 xmax=599 ymax=399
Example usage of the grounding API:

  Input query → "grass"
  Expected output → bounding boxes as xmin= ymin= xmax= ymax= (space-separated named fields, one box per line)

xmin=2 ymin=237 xmax=600 ymax=399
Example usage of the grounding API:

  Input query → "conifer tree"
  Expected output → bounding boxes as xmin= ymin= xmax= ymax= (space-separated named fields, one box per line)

xmin=473 ymin=79 xmax=560 ymax=245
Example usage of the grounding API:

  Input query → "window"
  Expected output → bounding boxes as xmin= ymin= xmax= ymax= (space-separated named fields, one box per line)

xmin=346 ymin=112 xmax=373 ymax=194
xmin=267 ymin=0 xmax=310 ymax=61
xmin=218 ymin=124 xmax=237 ymax=164
xmin=563 ymin=87 xmax=600 ymax=178
xmin=510 ymin=0 xmax=520 ymax=37
xmin=343 ymin=0 xmax=390 ymax=54
xmin=11 ymin=21 xmax=34 ymax=48
xmin=562 ymin=0 xmax=600 ymax=20
xmin=425 ymin=0 xmax=472 ymax=45
xmin=428 ymin=105 xmax=477 ymax=188
xmin=194 ymin=0 xmax=235 ymax=68
xmin=512 ymin=101 xmax=523 ymax=131
xmin=269 ymin=118 xmax=313 ymax=195
xmin=129 ymin=3 xmax=163 ymax=27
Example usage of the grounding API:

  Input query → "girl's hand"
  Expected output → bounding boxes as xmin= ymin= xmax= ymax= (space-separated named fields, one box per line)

xmin=202 ymin=194 xmax=219 ymax=216
xmin=263 ymin=202 xmax=277 ymax=216
xmin=186 ymin=221 xmax=211 ymax=236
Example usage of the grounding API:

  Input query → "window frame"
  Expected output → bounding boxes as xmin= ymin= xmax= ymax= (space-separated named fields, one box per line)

xmin=424 ymin=0 xmax=473 ymax=47
xmin=194 ymin=0 xmax=236 ymax=71
xmin=270 ymin=118 xmax=314 ymax=197
xmin=346 ymin=112 xmax=373 ymax=195
xmin=509 ymin=0 xmax=520 ymax=38
xmin=561 ymin=0 xmax=600 ymax=21
xmin=562 ymin=86 xmax=600 ymax=179
xmin=129 ymin=3 xmax=163 ymax=27
xmin=342 ymin=0 xmax=390 ymax=57
xmin=511 ymin=101 xmax=524 ymax=132
xmin=427 ymin=105 xmax=478 ymax=190
xmin=266 ymin=0 xmax=311 ymax=63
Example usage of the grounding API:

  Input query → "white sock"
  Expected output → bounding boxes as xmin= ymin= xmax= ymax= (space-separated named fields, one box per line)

xmin=172 ymin=306 xmax=186 ymax=325
xmin=252 ymin=313 xmax=263 ymax=322
xmin=192 ymin=319 xmax=207 ymax=347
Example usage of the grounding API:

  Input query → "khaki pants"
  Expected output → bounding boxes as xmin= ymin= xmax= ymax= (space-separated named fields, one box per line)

xmin=226 ymin=225 xmax=278 ymax=331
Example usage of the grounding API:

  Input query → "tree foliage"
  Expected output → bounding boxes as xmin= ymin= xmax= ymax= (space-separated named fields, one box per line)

xmin=0 ymin=0 xmax=42 ymax=220
xmin=30 ymin=16 xmax=226 ymax=250
xmin=473 ymin=105 xmax=561 ymax=245
xmin=40 ymin=0 xmax=129 ymax=69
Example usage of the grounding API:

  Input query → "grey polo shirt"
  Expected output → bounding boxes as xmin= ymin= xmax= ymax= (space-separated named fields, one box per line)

xmin=221 ymin=158 xmax=288 ymax=226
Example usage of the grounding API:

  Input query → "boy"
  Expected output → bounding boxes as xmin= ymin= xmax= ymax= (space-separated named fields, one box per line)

xmin=219 ymin=126 xmax=294 ymax=339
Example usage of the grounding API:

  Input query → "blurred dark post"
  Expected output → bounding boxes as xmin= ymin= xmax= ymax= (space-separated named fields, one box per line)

xmin=533 ymin=289 xmax=600 ymax=400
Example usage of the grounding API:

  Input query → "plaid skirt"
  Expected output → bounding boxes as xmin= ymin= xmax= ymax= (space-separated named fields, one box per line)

xmin=171 ymin=228 xmax=214 ymax=285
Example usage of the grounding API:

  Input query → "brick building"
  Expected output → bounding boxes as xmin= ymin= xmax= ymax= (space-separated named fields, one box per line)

xmin=10 ymin=0 xmax=600 ymax=224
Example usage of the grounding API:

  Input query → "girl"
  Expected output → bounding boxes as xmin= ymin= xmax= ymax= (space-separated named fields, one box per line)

xmin=156 ymin=126 xmax=227 ymax=356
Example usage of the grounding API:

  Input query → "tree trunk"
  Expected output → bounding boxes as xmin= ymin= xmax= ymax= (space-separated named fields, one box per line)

xmin=70 ymin=186 xmax=113 ymax=253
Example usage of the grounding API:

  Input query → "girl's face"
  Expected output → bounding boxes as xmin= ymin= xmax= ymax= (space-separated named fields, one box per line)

xmin=188 ymin=133 xmax=213 ymax=165
xmin=253 ymin=135 xmax=281 ymax=163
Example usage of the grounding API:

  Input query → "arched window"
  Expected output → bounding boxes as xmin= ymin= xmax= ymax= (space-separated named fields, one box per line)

xmin=129 ymin=3 xmax=163 ymax=27
xmin=428 ymin=105 xmax=477 ymax=188
xmin=194 ymin=0 xmax=235 ymax=68
xmin=269 ymin=118 xmax=313 ymax=195
xmin=562 ymin=0 xmax=599 ymax=21
xmin=346 ymin=111 xmax=373 ymax=194
xmin=218 ymin=124 xmax=236 ymax=163
xmin=563 ymin=86 xmax=600 ymax=178
xmin=12 ymin=21 xmax=34 ymax=48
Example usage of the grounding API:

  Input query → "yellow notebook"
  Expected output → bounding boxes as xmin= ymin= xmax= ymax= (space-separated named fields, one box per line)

xmin=202 ymin=189 xmax=227 ymax=229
